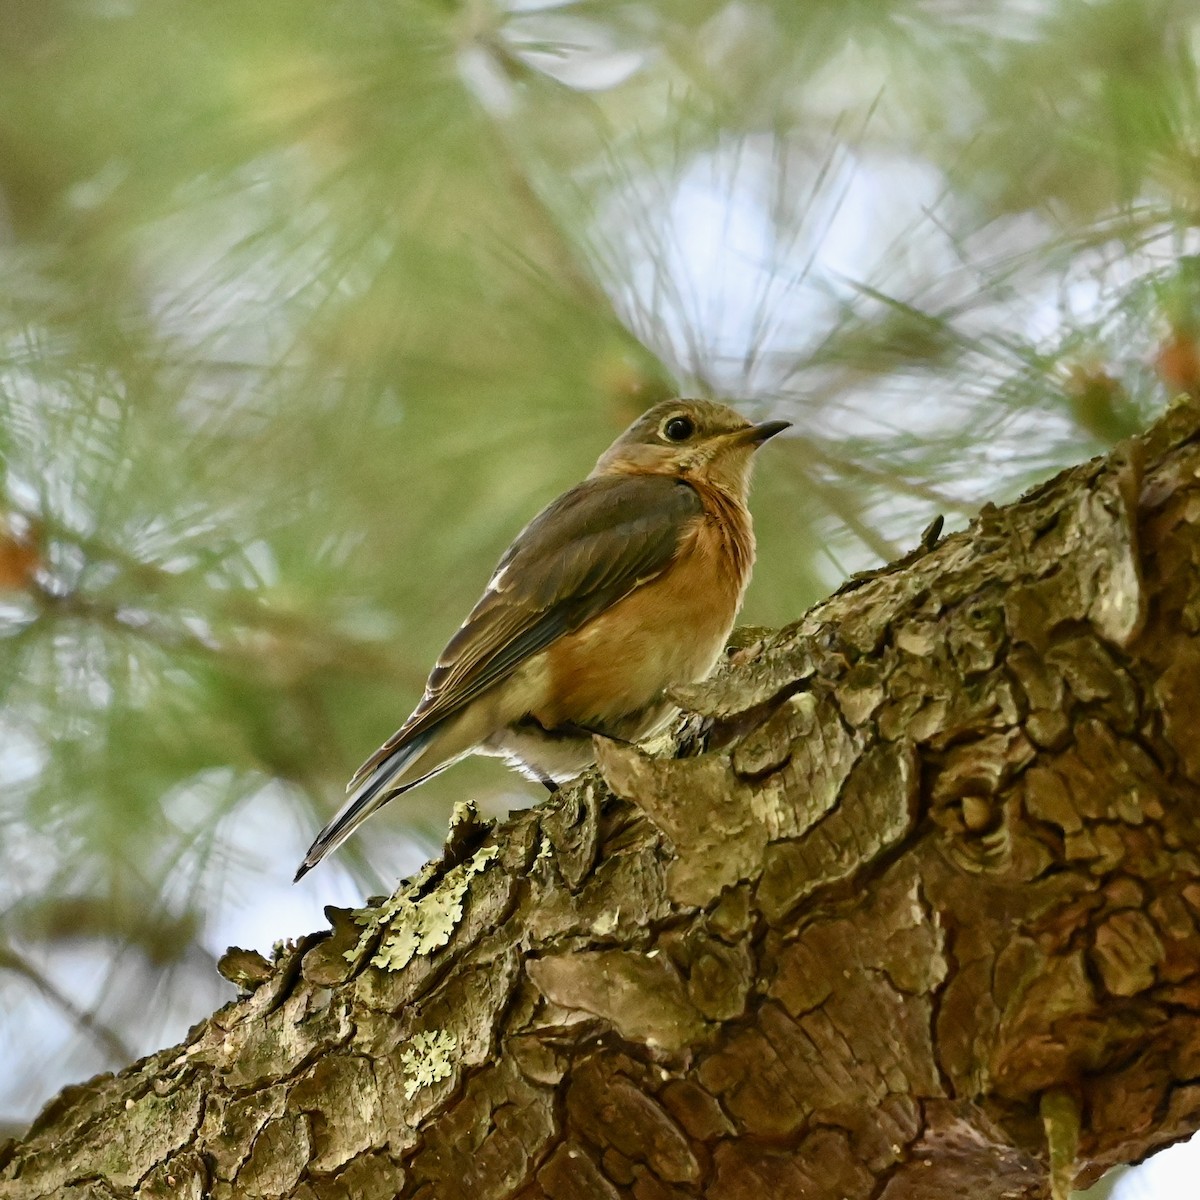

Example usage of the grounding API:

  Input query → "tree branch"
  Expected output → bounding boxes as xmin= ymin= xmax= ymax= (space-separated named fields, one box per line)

xmin=5 ymin=399 xmax=1200 ymax=1200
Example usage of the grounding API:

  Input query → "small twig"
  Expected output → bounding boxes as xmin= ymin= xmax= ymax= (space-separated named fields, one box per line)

xmin=0 ymin=941 xmax=134 ymax=1066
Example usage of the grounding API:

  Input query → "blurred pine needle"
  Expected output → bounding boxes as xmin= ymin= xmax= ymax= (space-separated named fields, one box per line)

xmin=0 ymin=11 xmax=1198 ymax=1183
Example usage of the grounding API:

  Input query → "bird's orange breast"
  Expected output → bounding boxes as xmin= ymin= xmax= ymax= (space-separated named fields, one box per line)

xmin=532 ymin=486 xmax=754 ymax=735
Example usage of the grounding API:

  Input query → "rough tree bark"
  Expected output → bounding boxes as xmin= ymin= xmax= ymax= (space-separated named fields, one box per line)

xmin=4 ymin=398 xmax=1200 ymax=1200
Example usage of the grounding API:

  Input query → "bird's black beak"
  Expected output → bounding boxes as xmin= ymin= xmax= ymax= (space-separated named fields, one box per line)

xmin=720 ymin=418 xmax=791 ymax=451
xmin=748 ymin=419 xmax=791 ymax=445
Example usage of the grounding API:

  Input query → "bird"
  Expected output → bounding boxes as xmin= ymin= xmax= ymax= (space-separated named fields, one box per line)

xmin=295 ymin=398 xmax=789 ymax=880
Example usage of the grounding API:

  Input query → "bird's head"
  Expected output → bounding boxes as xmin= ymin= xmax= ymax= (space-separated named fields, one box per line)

xmin=590 ymin=398 xmax=790 ymax=499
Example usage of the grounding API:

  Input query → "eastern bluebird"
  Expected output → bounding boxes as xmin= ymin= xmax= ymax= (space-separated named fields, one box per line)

xmin=295 ymin=399 xmax=789 ymax=880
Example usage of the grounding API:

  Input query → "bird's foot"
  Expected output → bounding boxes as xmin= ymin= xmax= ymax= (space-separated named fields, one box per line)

xmin=560 ymin=721 xmax=633 ymax=746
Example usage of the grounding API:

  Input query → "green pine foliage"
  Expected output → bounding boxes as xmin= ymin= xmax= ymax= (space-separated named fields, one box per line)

xmin=0 ymin=6 xmax=1195 ymax=1178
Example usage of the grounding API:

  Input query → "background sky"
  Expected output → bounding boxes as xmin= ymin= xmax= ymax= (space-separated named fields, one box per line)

xmin=1 ymin=2 xmax=1197 ymax=1194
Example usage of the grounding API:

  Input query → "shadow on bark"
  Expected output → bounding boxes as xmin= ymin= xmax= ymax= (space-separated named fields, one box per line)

xmin=5 ymin=400 xmax=1200 ymax=1200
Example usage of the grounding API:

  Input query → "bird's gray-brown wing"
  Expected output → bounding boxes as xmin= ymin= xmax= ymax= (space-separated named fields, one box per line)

xmin=348 ymin=473 xmax=703 ymax=787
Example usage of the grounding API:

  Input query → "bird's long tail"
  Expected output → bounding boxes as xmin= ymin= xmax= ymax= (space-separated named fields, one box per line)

xmin=293 ymin=729 xmax=438 ymax=881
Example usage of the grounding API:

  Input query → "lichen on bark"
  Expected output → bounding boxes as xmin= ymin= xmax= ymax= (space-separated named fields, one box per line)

xmin=5 ymin=400 xmax=1200 ymax=1199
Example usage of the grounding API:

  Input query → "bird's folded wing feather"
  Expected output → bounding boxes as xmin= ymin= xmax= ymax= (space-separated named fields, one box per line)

xmin=349 ymin=473 xmax=703 ymax=787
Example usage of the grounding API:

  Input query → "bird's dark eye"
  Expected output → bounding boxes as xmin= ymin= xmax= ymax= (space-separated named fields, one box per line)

xmin=663 ymin=415 xmax=694 ymax=442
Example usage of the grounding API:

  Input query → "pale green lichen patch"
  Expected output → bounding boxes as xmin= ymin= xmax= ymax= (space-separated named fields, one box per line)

xmin=400 ymin=1029 xmax=458 ymax=1099
xmin=346 ymin=845 xmax=498 ymax=971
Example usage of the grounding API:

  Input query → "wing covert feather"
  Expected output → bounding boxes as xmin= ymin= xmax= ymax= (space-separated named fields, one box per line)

xmin=349 ymin=474 xmax=701 ymax=786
